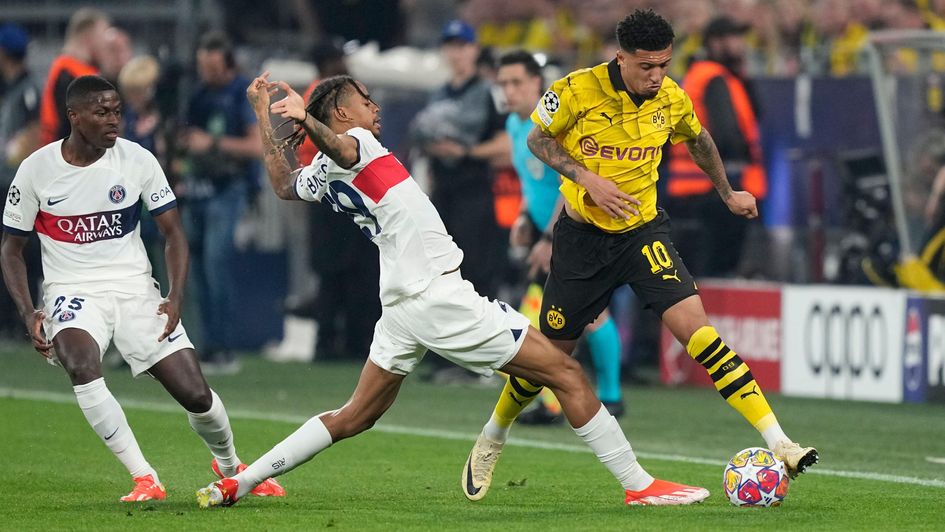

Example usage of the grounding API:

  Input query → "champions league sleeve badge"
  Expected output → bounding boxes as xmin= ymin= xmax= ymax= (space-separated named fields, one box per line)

xmin=542 ymin=90 xmax=560 ymax=114
xmin=536 ymin=90 xmax=559 ymax=126
xmin=7 ymin=185 xmax=20 ymax=206
xmin=108 ymin=185 xmax=127 ymax=204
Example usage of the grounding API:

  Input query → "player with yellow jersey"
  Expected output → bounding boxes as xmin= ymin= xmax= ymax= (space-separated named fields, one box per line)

xmin=462 ymin=9 xmax=818 ymax=505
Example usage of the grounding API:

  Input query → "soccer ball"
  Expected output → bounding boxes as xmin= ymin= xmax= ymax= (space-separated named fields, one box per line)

xmin=723 ymin=447 xmax=789 ymax=507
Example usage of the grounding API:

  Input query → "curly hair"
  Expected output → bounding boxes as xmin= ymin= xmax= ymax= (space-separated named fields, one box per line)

xmin=615 ymin=9 xmax=675 ymax=53
xmin=279 ymin=75 xmax=372 ymax=150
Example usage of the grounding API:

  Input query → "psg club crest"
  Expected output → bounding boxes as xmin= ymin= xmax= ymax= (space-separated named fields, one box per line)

xmin=108 ymin=185 xmax=126 ymax=204
xmin=58 ymin=310 xmax=75 ymax=322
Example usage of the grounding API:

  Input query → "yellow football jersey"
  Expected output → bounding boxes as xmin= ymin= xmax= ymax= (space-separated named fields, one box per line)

xmin=530 ymin=60 xmax=702 ymax=233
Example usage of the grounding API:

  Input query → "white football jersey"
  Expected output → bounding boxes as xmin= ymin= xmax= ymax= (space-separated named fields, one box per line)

xmin=3 ymin=138 xmax=177 ymax=292
xmin=296 ymin=127 xmax=463 ymax=304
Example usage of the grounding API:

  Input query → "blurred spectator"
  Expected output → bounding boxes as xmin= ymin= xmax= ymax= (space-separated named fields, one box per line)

xmin=0 ymin=23 xmax=39 ymax=174
xmin=179 ymin=31 xmax=262 ymax=374
xmin=39 ymin=7 xmax=109 ymax=146
xmin=803 ymin=0 xmax=867 ymax=76
xmin=920 ymin=0 xmax=945 ymax=30
xmin=412 ymin=20 xmax=509 ymax=300
xmin=118 ymin=56 xmax=165 ymax=164
xmin=117 ymin=55 xmax=167 ymax=280
xmin=460 ymin=0 xmax=555 ymax=53
xmin=99 ymin=27 xmax=134 ymax=85
xmin=566 ymin=0 xmax=629 ymax=68
xmin=666 ymin=0 xmax=714 ymax=79
xmin=667 ymin=16 xmax=768 ymax=278
xmin=756 ymin=0 xmax=810 ymax=76
xmin=0 ymin=22 xmax=41 ymax=338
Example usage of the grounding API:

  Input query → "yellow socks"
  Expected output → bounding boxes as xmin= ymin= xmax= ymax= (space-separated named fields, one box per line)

xmin=686 ymin=326 xmax=777 ymax=432
xmin=493 ymin=375 xmax=544 ymax=427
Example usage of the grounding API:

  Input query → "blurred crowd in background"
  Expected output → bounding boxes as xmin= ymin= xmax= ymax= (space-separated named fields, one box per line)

xmin=2 ymin=0 xmax=945 ymax=377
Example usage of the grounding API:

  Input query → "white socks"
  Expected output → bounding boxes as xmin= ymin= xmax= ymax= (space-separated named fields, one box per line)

xmin=233 ymin=415 xmax=333 ymax=499
xmin=74 ymin=378 xmax=157 ymax=482
xmin=761 ymin=423 xmax=790 ymax=450
xmin=572 ymin=404 xmax=653 ymax=491
xmin=187 ymin=389 xmax=240 ymax=475
xmin=483 ymin=414 xmax=511 ymax=443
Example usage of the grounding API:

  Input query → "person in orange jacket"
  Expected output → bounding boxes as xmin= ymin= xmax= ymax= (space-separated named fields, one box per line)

xmin=667 ymin=16 xmax=767 ymax=278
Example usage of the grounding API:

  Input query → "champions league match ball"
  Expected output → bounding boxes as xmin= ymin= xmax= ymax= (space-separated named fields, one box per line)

xmin=723 ymin=447 xmax=789 ymax=507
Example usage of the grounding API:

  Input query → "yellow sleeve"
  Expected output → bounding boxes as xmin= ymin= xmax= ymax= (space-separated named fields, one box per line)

xmin=530 ymin=76 xmax=577 ymax=138
xmin=669 ymin=90 xmax=703 ymax=145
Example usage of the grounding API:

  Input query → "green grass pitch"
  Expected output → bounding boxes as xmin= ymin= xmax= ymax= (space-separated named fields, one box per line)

xmin=0 ymin=347 xmax=942 ymax=531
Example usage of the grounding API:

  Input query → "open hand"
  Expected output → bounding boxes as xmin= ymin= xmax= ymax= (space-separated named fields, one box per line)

xmin=579 ymin=171 xmax=641 ymax=220
xmin=269 ymin=80 xmax=307 ymax=122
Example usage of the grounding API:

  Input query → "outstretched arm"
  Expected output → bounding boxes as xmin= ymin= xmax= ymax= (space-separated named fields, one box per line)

xmin=247 ymin=72 xmax=302 ymax=201
xmin=269 ymin=81 xmax=359 ymax=169
xmin=685 ymin=128 xmax=758 ymax=218
xmin=526 ymin=127 xmax=640 ymax=219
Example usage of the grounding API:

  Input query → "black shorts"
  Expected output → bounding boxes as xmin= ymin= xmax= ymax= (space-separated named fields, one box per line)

xmin=540 ymin=209 xmax=698 ymax=340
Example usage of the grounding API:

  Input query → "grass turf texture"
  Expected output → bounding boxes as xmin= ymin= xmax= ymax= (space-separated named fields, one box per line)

xmin=0 ymin=348 xmax=943 ymax=531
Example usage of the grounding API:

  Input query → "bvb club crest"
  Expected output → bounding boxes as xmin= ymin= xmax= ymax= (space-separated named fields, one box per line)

xmin=651 ymin=108 xmax=666 ymax=129
xmin=108 ymin=185 xmax=126 ymax=204
xmin=546 ymin=306 xmax=566 ymax=330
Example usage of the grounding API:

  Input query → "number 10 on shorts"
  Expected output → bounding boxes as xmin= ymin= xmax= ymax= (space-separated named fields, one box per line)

xmin=641 ymin=241 xmax=674 ymax=274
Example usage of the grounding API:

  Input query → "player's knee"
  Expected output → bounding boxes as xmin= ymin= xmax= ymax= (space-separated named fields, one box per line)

xmin=187 ymin=388 xmax=213 ymax=412
xmin=180 ymin=386 xmax=213 ymax=413
xmin=65 ymin=362 xmax=103 ymax=385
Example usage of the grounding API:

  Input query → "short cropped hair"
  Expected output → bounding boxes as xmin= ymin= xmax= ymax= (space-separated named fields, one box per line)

xmin=615 ymin=9 xmax=675 ymax=53
xmin=498 ymin=50 xmax=543 ymax=84
xmin=66 ymin=75 xmax=117 ymax=108
xmin=65 ymin=8 xmax=110 ymax=42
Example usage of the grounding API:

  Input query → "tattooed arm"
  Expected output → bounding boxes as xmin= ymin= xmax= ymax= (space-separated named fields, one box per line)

xmin=269 ymin=80 xmax=358 ymax=169
xmin=527 ymin=127 xmax=640 ymax=219
xmin=684 ymin=128 xmax=758 ymax=219
xmin=247 ymin=72 xmax=302 ymax=201
xmin=295 ymin=113 xmax=358 ymax=168
xmin=684 ymin=128 xmax=732 ymax=199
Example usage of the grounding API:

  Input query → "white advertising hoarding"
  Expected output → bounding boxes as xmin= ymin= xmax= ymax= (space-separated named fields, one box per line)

xmin=782 ymin=286 xmax=905 ymax=402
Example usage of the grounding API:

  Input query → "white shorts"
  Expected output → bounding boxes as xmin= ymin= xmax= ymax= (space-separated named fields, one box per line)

xmin=369 ymin=270 xmax=531 ymax=376
xmin=42 ymin=280 xmax=194 ymax=377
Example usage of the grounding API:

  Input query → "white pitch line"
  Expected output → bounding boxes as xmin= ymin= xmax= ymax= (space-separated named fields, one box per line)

xmin=927 ymin=457 xmax=945 ymax=465
xmin=3 ymin=386 xmax=945 ymax=489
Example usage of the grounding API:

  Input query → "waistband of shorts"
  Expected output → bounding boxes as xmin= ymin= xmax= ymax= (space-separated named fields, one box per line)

xmin=559 ymin=208 xmax=665 ymax=237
